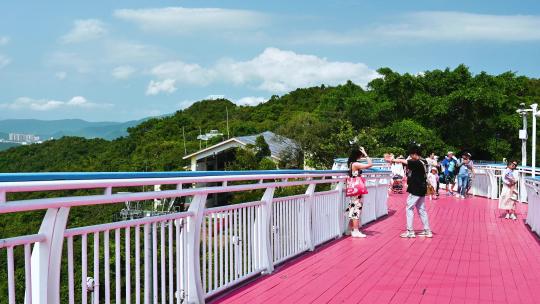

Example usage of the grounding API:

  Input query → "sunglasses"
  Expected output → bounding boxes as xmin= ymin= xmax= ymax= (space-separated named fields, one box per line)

xmin=511 ymin=163 xmax=518 ymax=166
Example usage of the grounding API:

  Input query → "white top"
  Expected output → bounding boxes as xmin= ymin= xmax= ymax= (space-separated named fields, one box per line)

xmin=502 ymin=168 xmax=518 ymax=186
xmin=391 ymin=163 xmax=405 ymax=177
xmin=427 ymin=172 xmax=438 ymax=188
xmin=426 ymin=157 xmax=438 ymax=172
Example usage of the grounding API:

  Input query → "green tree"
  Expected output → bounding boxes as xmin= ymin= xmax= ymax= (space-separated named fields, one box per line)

xmin=254 ymin=135 xmax=271 ymax=161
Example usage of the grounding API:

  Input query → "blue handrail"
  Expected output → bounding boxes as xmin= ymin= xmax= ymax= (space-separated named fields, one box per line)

xmin=0 ymin=168 xmax=390 ymax=182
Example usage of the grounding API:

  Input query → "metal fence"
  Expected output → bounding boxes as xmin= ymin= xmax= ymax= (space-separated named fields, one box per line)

xmin=0 ymin=170 xmax=391 ymax=304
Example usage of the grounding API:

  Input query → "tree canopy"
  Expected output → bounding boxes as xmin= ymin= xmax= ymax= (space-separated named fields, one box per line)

xmin=1 ymin=65 xmax=539 ymax=172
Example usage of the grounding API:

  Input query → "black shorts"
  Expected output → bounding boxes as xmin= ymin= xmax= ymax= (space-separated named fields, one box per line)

xmin=443 ymin=173 xmax=455 ymax=184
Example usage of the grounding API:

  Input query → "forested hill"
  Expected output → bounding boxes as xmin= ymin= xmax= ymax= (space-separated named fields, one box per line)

xmin=1 ymin=64 xmax=539 ymax=172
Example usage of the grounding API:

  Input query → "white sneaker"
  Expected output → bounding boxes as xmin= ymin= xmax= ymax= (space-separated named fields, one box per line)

xmin=417 ymin=230 xmax=433 ymax=238
xmin=351 ymin=230 xmax=367 ymax=238
xmin=460 ymin=195 xmax=465 ymax=199
xmin=400 ymin=230 xmax=415 ymax=238
xmin=505 ymin=213 xmax=510 ymax=219
xmin=510 ymin=214 xmax=517 ymax=220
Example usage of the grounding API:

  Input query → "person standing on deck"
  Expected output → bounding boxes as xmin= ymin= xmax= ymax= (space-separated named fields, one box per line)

xmin=346 ymin=146 xmax=373 ymax=238
xmin=427 ymin=167 xmax=439 ymax=200
xmin=456 ymin=153 xmax=474 ymax=199
xmin=384 ymin=143 xmax=433 ymax=238
xmin=499 ymin=160 xmax=519 ymax=220
xmin=441 ymin=151 xmax=458 ymax=195
xmin=426 ymin=152 xmax=440 ymax=197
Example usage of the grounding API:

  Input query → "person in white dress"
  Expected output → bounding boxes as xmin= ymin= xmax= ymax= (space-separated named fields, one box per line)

xmin=498 ymin=160 xmax=519 ymax=220
xmin=427 ymin=167 xmax=439 ymax=200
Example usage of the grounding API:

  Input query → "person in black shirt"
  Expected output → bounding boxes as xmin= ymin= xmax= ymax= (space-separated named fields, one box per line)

xmin=384 ymin=143 xmax=433 ymax=238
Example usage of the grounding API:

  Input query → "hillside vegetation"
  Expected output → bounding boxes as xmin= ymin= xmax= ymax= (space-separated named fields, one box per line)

xmin=1 ymin=65 xmax=539 ymax=173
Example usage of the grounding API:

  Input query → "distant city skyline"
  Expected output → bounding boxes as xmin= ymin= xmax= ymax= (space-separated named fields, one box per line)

xmin=1 ymin=0 xmax=539 ymax=122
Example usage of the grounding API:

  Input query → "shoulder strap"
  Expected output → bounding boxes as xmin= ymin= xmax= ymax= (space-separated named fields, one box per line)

xmin=420 ymin=159 xmax=428 ymax=179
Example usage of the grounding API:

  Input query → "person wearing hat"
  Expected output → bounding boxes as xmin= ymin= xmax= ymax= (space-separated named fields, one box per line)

xmin=427 ymin=167 xmax=439 ymax=200
xmin=441 ymin=151 xmax=458 ymax=195
xmin=384 ymin=142 xmax=433 ymax=238
xmin=426 ymin=152 xmax=440 ymax=197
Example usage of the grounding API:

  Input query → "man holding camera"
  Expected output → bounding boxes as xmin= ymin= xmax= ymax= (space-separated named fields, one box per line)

xmin=384 ymin=143 xmax=433 ymax=238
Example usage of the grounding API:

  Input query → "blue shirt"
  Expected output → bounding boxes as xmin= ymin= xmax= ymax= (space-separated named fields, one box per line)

xmin=441 ymin=157 xmax=457 ymax=175
xmin=458 ymin=159 xmax=472 ymax=175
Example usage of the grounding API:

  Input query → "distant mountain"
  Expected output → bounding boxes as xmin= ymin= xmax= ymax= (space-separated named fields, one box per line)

xmin=0 ymin=118 xmax=147 ymax=140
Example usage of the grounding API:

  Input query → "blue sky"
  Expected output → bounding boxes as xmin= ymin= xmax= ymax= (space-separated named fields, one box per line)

xmin=1 ymin=0 xmax=539 ymax=122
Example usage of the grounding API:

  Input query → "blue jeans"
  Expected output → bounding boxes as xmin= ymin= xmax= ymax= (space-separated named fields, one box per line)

xmin=457 ymin=174 xmax=469 ymax=196
xmin=406 ymin=194 xmax=431 ymax=231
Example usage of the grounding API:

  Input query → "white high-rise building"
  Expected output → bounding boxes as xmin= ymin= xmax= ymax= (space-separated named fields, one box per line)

xmin=9 ymin=133 xmax=40 ymax=143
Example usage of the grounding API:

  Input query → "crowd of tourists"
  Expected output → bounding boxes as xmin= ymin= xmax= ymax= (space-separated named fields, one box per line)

xmin=345 ymin=143 xmax=521 ymax=239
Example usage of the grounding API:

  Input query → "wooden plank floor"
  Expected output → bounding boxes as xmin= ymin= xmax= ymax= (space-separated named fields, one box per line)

xmin=211 ymin=192 xmax=540 ymax=304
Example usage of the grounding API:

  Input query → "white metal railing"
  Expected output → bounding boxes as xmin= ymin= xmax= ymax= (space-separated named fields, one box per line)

xmin=525 ymin=179 xmax=540 ymax=237
xmin=0 ymin=169 xmax=391 ymax=304
xmin=472 ymin=164 xmax=532 ymax=203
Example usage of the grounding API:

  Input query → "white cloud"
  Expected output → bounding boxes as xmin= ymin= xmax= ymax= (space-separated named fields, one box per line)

xmin=0 ymin=36 xmax=9 ymax=45
xmin=146 ymin=79 xmax=177 ymax=95
xmin=0 ymin=96 xmax=113 ymax=111
xmin=376 ymin=11 xmax=540 ymax=41
xmin=114 ymin=7 xmax=267 ymax=34
xmin=55 ymin=71 xmax=67 ymax=80
xmin=46 ymin=40 xmax=167 ymax=75
xmin=61 ymin=19 xmax=107 ymax=44
xmin=150 ymin=61 xmax=215 ymax=86
xmin=105 ymin=41 xmax=167 ymax=64
xmin=300 ymin=12 xmax=540 ymax=45
xmin=112 ymin=65 xmax=136 ymax=79
xmin=216 ymin=48 xmax=379 ymax=92
xmin=147 ymin=48 xmax=379 ymax=94
xmin=0 ymin=54 xmax=10 ymax=69
xmin=206 ymin=95 xmax=225 ymax=100
xmin=235 ymin=96 xmax=267 ymax=106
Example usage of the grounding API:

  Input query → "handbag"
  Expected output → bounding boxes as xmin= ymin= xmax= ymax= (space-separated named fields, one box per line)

xmin=427 ymin=184 xmax=435 ymax=195
xmin=346 ymin=176 xmax=368 ymax=196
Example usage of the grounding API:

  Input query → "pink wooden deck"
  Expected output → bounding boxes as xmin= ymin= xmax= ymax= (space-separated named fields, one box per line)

xmin=211 ymin=193 xmax=540 ymax=304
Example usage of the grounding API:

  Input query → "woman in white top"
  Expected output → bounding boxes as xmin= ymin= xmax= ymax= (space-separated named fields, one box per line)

xmin=498 ymin=160 xmax=519 ymax=220
xmin=345 ymin=147 xmax=373 ymax=238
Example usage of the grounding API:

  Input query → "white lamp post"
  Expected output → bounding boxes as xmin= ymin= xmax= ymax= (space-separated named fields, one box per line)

xmin=532 ymin=103 xmax=538 ymax=177
xmin=517 ymin=103 xmax=528 ymax=167
xmin=516 ymin=103 xmax=539 ymax=177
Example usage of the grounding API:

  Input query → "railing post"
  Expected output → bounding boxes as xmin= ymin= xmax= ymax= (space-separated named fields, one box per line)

xmin=186 ymin=194 xmax=207 ymax=304
xmin=30 ymin=207 xmax=71 ymax=304
xmin=335 ymin=181 xmax=345 ymax=237
xmin=258 ymin=187 xmax=275 ymax=274
xmin=305 ymin=183 xmax=316 ymax=251
xmin=486 ymin=169 xmax=499 ymax=199
xmin=519 ymin=172 xmax=528 ymax=203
